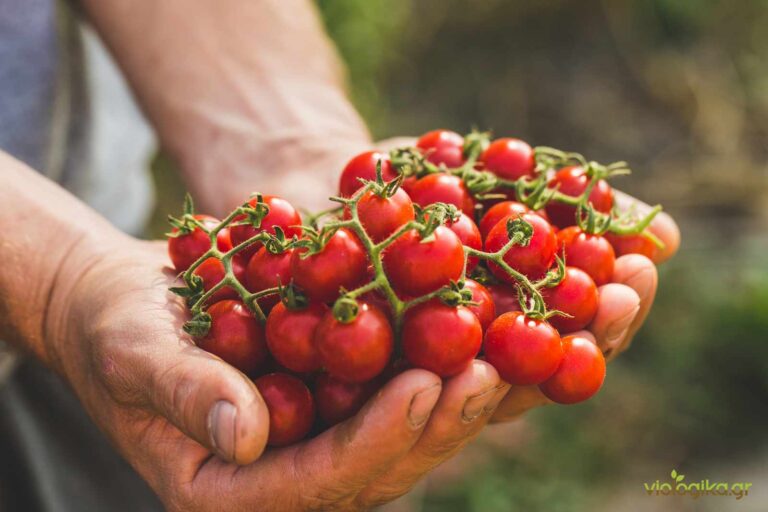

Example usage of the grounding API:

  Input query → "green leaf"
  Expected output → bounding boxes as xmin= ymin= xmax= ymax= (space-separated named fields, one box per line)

xmin=671 ymin=469 xmax=678 ymax=479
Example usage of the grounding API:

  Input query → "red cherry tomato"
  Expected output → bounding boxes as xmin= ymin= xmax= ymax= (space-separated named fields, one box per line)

xmin=446 ymin=213 xmax=482 ymax=271
xmin=416 ymin=129 xmax=465 ymax=167
xmin=383 ymin=226 xmax=465 ymax=296
xmin=484 ymin=311 xmax=563 ymax=385
xmin=168 ymin=214 xmax=221 ymax=272
xmin=557 ymin=226 xmax=615 ymax=286
xmin=403 ymin=301 xmax=482 ymax=377
xmin=193 ymin=253 xmax=248 ymax=303
xmin=539 ymin=336 xmax=606 ymax=404
xmin=541 ymin=267 xmax=598 ymax=333
xmin=291 ymin=229 xmax=368 ymax=303
xmin=480 ymin=138 xmax=535 ymax=181
xmin=487 ymin=284 xmax=521 ymax=316
xmin=314 ymin=302 xmax=393 ymax=383
xmin=253 ymin=373 xmax=315 ymax=446
xmin=604 ymin=232 xmax=659 ymax=261
xmin=198 ymin=300 xmax=268 ymax=375
xmin=229 ymin=195 xmax=302 ymax=258
xmin=216 ymin=227 xmax=234 ymax=252
xmin=347 ymin=188 xmax=415 ymax=243
xmin=409 ymin=173 xmax=475 ymax=216
xmin=463 ymin=279 xmax=496 ymax=331
xmin=266 ymin=301 xmax=326 ymax=373
xmin=484 ymin=213 xmax=557 ymax=280
xmin=339 ymin=151 xmax=397 ymax=197
xmin=545 ymin=166 xmax=613 ymax=228
xmin=245 ymin=247 xmax=294 ymax=311
xmin=314 ymin=373 xmax=379 ymax=426
xmin=478 ymin=201 xmax=530 ymax=240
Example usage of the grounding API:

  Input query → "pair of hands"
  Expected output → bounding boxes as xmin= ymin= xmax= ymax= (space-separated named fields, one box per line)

xmin=43 ymin=144 xmax=680 ymax=512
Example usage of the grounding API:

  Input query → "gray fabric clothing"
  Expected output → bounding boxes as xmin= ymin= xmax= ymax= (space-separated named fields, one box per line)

xmin=1 ymin=1 xmax=161 ymax=510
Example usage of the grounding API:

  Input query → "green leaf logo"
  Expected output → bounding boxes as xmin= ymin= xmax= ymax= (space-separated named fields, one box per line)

xmin=671 ymin=469 xmax=685 ymax=483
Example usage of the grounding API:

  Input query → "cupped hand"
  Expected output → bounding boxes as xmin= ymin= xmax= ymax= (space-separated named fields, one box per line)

xmin=44 ymin=236 xmax=510 ymax=511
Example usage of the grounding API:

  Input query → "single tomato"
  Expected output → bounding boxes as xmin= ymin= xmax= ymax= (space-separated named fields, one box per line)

xmin=484 ymin=311 xmax=563 ymax=385
xmin=383 ymin=226 xmax=465 ymax=296
xmin=198 ymin=299 xmax=268 ymax=375
xmin=403 ymin=301 xmax=482 ymax=377
xmin=539 ymin=336 xmax=606 ymax=404
xmin=314 ymin=302 xmax=393 ymax=383
xmin=254 ymin=373 xmax=315 ymax=446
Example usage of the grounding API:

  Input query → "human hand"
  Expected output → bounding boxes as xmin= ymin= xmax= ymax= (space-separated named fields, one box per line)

xmin=44 ymin=235 xmax=511 ymax=510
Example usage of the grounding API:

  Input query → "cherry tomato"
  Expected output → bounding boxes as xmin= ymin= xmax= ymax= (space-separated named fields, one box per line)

xmin=403 ymin=301 xmax=482 ymax=377
xmin=339 ymin=151 xmax=397 ymax=197
xmin=484 ymin=212 xmax=557 ymax=280
xmin=198 ymin=300 xmax=268 ymax=375
xmin=400 ymin=175 xmax=419 ymax=196
xmin=545 ymin=166 xmax=613 ymax=228
xmin=541 ymin=267 xmax=598 ymax=333
xmin=216 ymin=227 xmax=234 ymax=252
xmin=168 ymin=214 xmax=224 ymax=272
xmin=463 ymin=279 xmax=496 ymax=331
xmin=479 ymin=138 xmax=535 ymax=181
xmin=484 ymin=311 xmax=563 ymax=385
xmin=383 ymin=226 xmax=465 ymax=296
xmin=416 ymin=129 xmax=465 ymax=167
xmin=487 ymin=283 xmax=521 ymax=316
xmin=557 ymin=226 xmax=615 ymax=286
xmin=539 ymin=336 xmax=606 ymax=404
xmin=478 ymin=201 xmax=530 ymax=240
xmin=314 ymin=302 xmax=393 ymax=383
xmin=245 ymin=247 xmax=294 ymax=311
xmin=604 ymin=232 xmax=659 ymax=261
xmin=291 ymin=229 xmax=368 ymax=303
xmin=446 ymin=213 xmax=482 ymax=271
xmin=266 ymin=301 xmax=326 ymax=373
xmin=347 ymin=188 xmax=415 ymax=243
xmin=253 ymin=373 xmax=315 ymax=446
xmin=193 ymin=253 xmax=248 ymax=303
xmin=409 ymin=173 xmax=475 ymax=216
xmin=229 ymin=195 xmax=302 ymax=258
xmin=314 ymin=373 xmax=379 ymax=426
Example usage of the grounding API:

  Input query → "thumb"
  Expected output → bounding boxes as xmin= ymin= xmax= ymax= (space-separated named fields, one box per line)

xmin=95 ymin=332 xmax=270 ymax=465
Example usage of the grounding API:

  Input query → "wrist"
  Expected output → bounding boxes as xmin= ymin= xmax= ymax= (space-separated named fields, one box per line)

xmin=42 ymin=229 xmax=133 ymax=379
xmin=175 ymin=131 xmax=373 ymax=216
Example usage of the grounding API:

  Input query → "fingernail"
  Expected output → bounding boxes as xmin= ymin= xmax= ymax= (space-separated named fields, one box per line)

xmin=408 ymin=384 xmax=441 ymax=428
xmin=483 ymin=384 xmax=510 ymax=414
xmin=604 ymin=306 xmax=639 ymax=350
xmin=208 ymin=400 xmax=237 ymax=460
xmin=462 ymin=385 xmax=502 ymax=423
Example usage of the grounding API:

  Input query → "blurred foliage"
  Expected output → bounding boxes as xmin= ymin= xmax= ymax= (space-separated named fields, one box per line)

xmin=317 ymin=0 xmax=768 ymax=510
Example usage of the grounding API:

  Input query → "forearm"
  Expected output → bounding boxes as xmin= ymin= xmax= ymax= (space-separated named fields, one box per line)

xmin=0 ymin=152 xmax=124 ymax=365
xmin=80 ymin=0 xmax=371 ymax=214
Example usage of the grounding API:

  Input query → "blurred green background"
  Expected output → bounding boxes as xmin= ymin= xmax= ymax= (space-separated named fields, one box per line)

xmin=151 ymin=1 xmax=768 ymax=510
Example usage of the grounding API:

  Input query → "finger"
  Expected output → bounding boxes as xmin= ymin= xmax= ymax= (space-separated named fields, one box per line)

xmin=196 ymin=369 xmax=442 ymax=511
xmin=93 ymin=330 xmax=269 ymax=465
xmin=611 ymin=254 xmax=658 ymax=354
xmin=359 ymin=361 xmax=507 ymax=506
xmin=587 ymin=283 xmax=640 ymax=358
xmin=614 ymin=190 xmax=681 ymax=263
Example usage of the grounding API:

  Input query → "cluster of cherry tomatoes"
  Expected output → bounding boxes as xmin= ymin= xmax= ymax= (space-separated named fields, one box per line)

xmin=167 ymin=129 xmax=662 ymax=448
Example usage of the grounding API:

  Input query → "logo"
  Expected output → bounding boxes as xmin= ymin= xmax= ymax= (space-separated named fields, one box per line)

xmin=644 ymin=469 xmax=752 ymax=500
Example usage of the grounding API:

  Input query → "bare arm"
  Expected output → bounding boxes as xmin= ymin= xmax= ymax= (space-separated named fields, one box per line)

xmin=0 ymin=152 xmax=120 ymax=363
xmin=79 ymin=0 xmax=371 ymax=214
